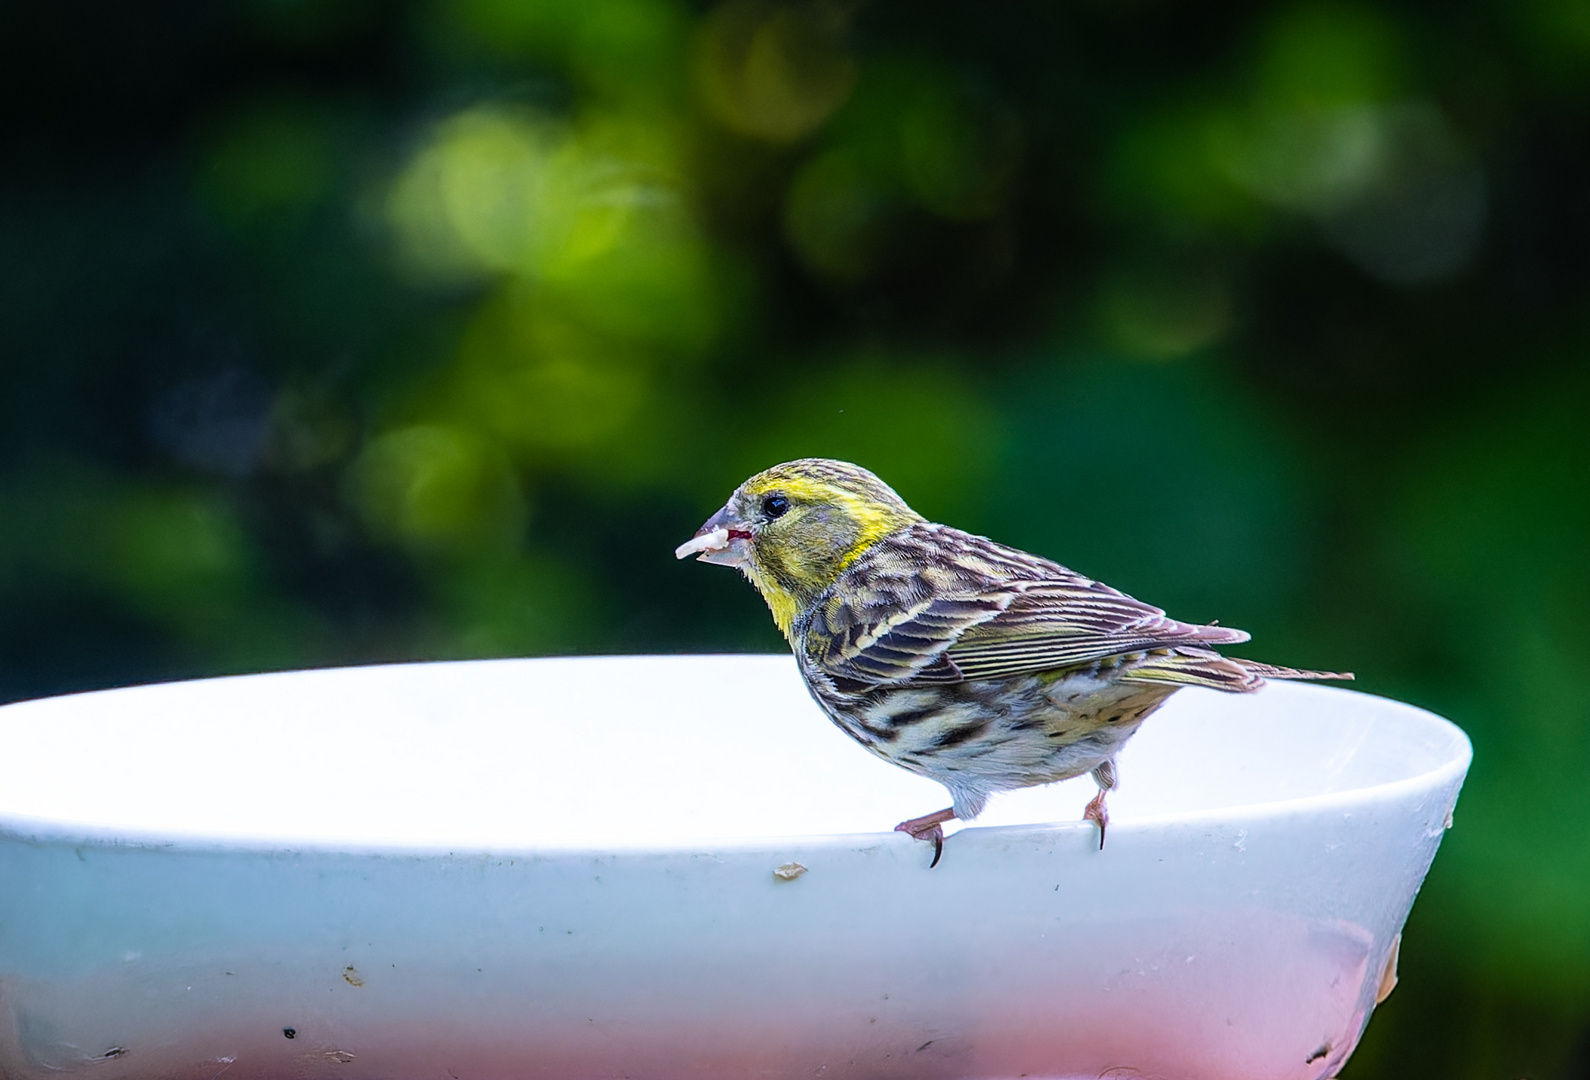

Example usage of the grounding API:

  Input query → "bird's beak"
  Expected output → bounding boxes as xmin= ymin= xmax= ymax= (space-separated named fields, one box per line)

xmin=674 ymin=505 xmax=752 ymax=567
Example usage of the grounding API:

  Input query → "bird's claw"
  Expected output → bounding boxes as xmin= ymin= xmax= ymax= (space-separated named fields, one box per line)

xmin=894 ymin=821 xmax=946 ymax=868
xmin=895 ymin=808 xmax=956 ymax=868
xmin=1083 ymin=792 xmax=1109 ymax=850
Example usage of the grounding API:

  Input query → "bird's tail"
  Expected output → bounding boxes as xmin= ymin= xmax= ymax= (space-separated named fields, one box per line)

xmin=1122 ymin=647 xmax=1354 ymax=693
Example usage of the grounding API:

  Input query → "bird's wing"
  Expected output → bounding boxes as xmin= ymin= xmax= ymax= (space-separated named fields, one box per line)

xmin=808 ymin=591 xmax=1012 ymax=688
xmin=944 ymin=580 xmax=1249 ymax=681
xmin=805 ymin=524 xmax=1248 ymax=689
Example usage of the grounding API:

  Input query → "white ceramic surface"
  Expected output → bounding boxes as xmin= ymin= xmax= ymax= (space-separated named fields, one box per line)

xmin=0 ymin=655 xmax=1469 ymax=1080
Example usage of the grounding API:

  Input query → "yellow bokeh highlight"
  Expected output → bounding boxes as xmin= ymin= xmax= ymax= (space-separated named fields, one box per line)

xmin=1210 ymin=3 xmax=1410 ymax=214
xmin=92 ymin=486 xmax=316 ymax=660
xmin=387 ymin=104 xmax=718 ymax=348
xmin=693 ymin=0 xmax=856 ymax=143
xmin=1098 ymin=262 xmax=1232 ymax=361
xmin=1209 ymin=101 xmax=1394 ymax=213
xmin=351 ymin=425 xmax=525 ymax=551
xmin=780 ymin=61 xmax=1023 ymax=279
xmin=1105 ymin=0 xmax=1482 ymax=279
xmin=109 ymin=491 xmax=251 ymax=604
xmin=450 ymin=294 xmax=650 ymax=455
xmin=387 ymin=106 xmax=565 ymax=275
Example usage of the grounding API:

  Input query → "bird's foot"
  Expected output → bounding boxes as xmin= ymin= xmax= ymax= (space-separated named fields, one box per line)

xmin=1083 ymin=791 xmax=1109 ymax=851
xmin=895 ymin=807 xmax=957 ymax=868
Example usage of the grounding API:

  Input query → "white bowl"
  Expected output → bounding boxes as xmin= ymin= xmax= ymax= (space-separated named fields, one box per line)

xmin=0 ymin=655 xmax=1469 ymax=1080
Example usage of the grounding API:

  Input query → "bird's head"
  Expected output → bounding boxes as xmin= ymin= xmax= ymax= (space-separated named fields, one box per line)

xmin=676 ymin=459 xmax=923 ymax=638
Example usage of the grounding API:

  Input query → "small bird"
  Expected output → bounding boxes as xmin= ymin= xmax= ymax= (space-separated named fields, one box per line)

xmin=676 ymin=459 xmax=1350 ymax=866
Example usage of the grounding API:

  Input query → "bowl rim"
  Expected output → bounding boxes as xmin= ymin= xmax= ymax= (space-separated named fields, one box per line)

xmin=0 ymin=655 xmax=1473 ymax=857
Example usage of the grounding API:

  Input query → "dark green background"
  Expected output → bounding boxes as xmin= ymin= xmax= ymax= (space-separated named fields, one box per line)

xmin=3 ymin=0 xmax=1588 ymax=1073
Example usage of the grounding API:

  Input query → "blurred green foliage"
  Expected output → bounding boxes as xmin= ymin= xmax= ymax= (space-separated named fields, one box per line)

xmin=1 ymin=0 xmax=1588 ymax=1073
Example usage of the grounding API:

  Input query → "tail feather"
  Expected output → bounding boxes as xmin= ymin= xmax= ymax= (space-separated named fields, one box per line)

xmin=1122 ymin=647 xmax=1354 ymax=693
xmin=1239 ymin=660 xmax=1354 ymax=683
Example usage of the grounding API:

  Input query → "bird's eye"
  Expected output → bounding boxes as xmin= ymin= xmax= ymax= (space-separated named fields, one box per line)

xmin=762 ymin=494 xmax=790 ymax=519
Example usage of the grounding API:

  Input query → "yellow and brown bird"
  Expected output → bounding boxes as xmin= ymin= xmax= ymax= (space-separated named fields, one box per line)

xmin=677 ymin=459 xmax=1349 ymax=866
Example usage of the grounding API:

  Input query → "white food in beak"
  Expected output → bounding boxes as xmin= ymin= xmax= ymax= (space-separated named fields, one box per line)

xmin=675 ymin=527 xmax=732 ymax=560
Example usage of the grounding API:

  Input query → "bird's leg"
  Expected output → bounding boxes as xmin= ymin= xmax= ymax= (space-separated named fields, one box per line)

xmin=895 ymin=807 xmax=957 ymax=868
xmin=1084 ymin=760 xmax=1117 ymax=851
